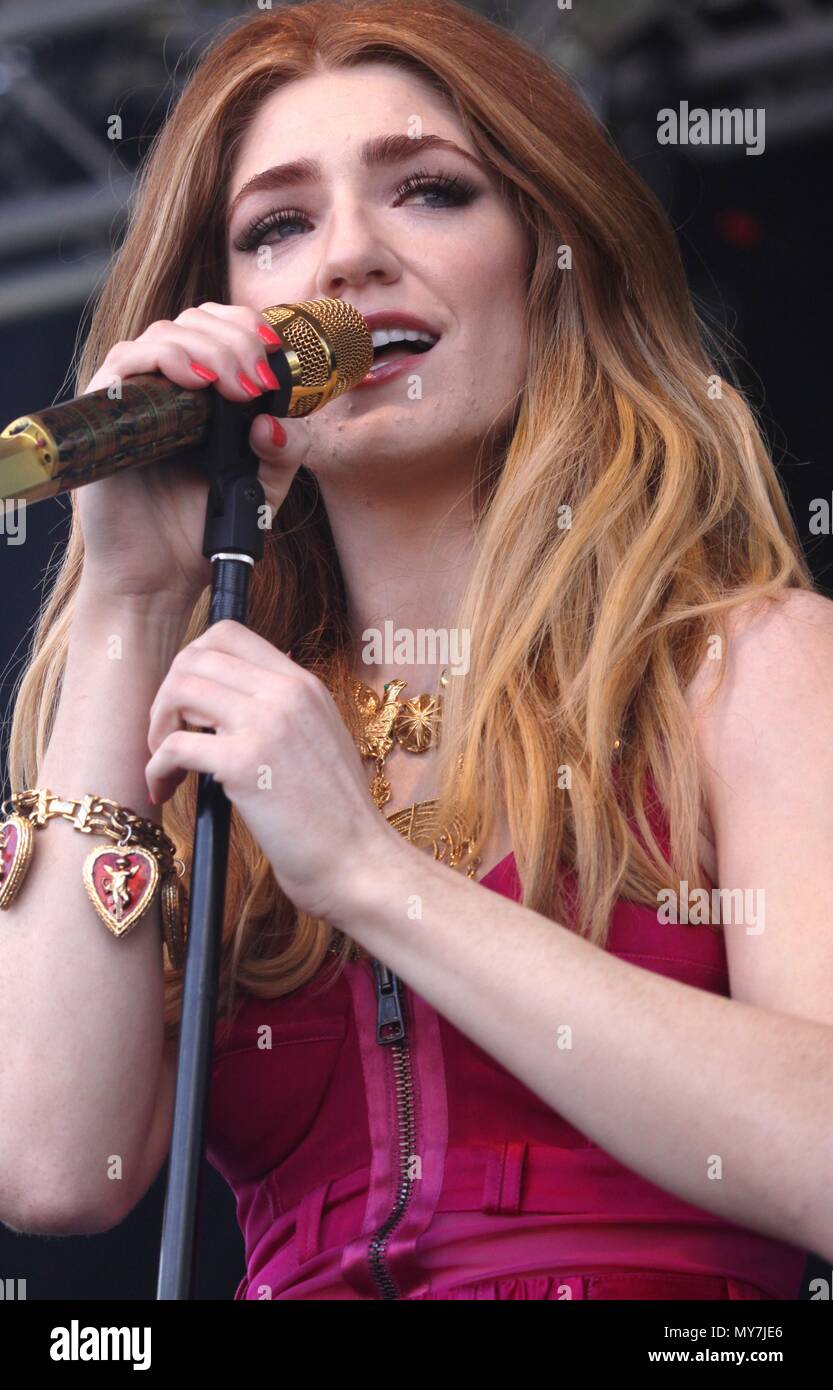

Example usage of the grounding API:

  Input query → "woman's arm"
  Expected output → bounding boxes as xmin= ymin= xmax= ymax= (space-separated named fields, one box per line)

xmin=329 ymin=589 xmax=833 ymax=1262
xmin=0 ymin=581 xmax=192 ymax=1234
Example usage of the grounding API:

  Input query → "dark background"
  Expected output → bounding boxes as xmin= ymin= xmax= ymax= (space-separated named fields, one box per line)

xmin=0 ymin=0 xmax=830 ymax=1299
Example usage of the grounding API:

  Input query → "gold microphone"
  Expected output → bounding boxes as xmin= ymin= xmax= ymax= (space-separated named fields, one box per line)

xmin=0 ymin=298 xmax=372 ymax=504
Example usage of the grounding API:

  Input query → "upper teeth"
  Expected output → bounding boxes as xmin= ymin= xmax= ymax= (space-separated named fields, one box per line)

xmin=371 ymin=328 xmax=438 ymax=349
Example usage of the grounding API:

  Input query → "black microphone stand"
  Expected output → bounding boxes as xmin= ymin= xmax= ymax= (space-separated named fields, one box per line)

xmin=156 ymin=381 xmax=283 ymax=1299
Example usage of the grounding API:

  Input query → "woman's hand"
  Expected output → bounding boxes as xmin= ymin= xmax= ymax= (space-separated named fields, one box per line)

xmin=145 ymin=619 xmax=391 ymax=921
xmin=77 ymin=302 xmax=303 ymax=613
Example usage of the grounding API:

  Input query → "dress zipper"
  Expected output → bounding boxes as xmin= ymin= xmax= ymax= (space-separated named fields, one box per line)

xmin=368 ymin=958 xmax=416 ymax=1300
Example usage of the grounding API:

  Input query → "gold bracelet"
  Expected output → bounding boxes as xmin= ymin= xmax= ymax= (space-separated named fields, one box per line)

xmin=0 ymin=789 xmax=187 ymax=968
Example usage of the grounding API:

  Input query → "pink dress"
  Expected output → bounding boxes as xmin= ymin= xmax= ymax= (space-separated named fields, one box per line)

xmin=206 ymin=795 xmax=807 ymax=1300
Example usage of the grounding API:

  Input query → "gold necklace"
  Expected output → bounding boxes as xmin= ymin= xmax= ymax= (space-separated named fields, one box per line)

xmin=346 ymin=664 xmax=480 ymax=867
xmin=347 ymin=667 xmax=445 ymax=806
xmin=328 ymin=666 xmax=481 ymax=961
xmin=327 ymin=664 xmax=625 ymax=960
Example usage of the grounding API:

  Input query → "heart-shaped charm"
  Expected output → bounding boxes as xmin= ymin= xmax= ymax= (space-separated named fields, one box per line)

xmin=82 ymin=844 xmax=159 ymax=937
xmin=0 ymin=814 xmax=34 ymax=910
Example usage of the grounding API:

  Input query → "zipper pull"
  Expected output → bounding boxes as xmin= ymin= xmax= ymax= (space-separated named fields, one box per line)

xmin=372 ymin=958 xmax=407 ymax=1045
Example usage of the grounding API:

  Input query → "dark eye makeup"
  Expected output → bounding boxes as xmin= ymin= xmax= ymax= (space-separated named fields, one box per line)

xmin=231 ymin=168 xmax=479 ymax=253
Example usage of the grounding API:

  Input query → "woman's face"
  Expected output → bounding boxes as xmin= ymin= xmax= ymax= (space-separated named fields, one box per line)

xmin=225 ymin=63 xmax=530 ymax=490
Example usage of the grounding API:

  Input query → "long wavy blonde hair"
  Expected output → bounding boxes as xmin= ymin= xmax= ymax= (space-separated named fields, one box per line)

xmin=6 ymin=0 xmax=813 ymax=1038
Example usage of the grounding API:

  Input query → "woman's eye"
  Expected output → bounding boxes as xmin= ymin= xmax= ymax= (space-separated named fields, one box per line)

xmin=234 ymin=209 xmax=309 ymax=251
xmin=393 ymin=174 xmax=477 ymax=209
xmin=233 ymin=172 xmax=477 ymax=253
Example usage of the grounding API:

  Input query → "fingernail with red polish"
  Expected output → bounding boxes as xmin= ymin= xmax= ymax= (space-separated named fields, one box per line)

xmin=270 ymin=416 xmax=287 ymax=447
xmin=257 ymin=324 xmax=283 ymax=347
xmin=255 ymin=359 xmax=280 ymax=390
xmin=238 ymin=371 xmax=262 ymax=397
xmin=190 ymin=361 xmax=218 ymax=382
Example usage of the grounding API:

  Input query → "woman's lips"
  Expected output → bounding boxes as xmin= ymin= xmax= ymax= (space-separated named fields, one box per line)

xmin=355 ymin=343 xmax=438 ymax=389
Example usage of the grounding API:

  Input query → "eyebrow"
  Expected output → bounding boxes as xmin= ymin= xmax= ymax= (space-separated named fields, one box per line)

xmin=227 ymin=133 xmax=486 ymax=223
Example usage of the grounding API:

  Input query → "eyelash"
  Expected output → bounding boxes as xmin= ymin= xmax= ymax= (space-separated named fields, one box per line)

xmin=232 ymin=169 xmax=478 ymax=252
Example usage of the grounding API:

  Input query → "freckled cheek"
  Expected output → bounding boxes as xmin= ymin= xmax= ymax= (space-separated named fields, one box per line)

xmin=227 ymin=259 xmax=289 ymax=310
xmin=476 ymin=323 xmax=528 ymax=420
xmin=226 ymin=261 xmax=254 ymax=308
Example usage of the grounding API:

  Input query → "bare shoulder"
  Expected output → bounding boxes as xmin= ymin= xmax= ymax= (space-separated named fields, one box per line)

xmin=684 ymin=586 xmax=833 ymax=791
xmin=684 ymin=587 xmax=833 ymax=705
xmin=678 ymin=588 xmax=833 ymax=1027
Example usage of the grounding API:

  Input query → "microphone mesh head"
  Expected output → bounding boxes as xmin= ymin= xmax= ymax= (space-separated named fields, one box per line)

xmin=259 ymin=298 xmax=373 ymax=415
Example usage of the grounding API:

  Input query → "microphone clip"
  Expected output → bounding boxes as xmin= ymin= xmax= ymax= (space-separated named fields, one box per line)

xmin=199 ymin=388 xmax=279 ymax=563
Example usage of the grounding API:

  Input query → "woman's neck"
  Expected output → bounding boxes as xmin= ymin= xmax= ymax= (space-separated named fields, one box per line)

xmin=317 ymin=472 xmax=477 ymax=693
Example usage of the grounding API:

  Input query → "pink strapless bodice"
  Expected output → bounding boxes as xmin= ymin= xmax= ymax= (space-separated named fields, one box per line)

xmin=206 ymin=839 xmax=807 ymax=1301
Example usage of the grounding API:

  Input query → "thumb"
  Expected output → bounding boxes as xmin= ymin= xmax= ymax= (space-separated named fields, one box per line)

xmin=250 ymin=410 xmax=289 ymax=455
xmin=248 ymin=411 xmax=301 ymax=514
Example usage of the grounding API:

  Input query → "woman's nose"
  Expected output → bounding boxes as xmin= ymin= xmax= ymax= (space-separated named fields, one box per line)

xmin=314 ymin=199 xmax=401 ymax=298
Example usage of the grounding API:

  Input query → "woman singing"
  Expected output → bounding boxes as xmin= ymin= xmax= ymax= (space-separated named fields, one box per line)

xmin=2 ymin=0 xmax=832 ymax=1302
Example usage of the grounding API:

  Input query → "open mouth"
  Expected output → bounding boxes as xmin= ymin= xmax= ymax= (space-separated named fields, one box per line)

xmin=370 ymin=332 xmax=439 ymax=365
